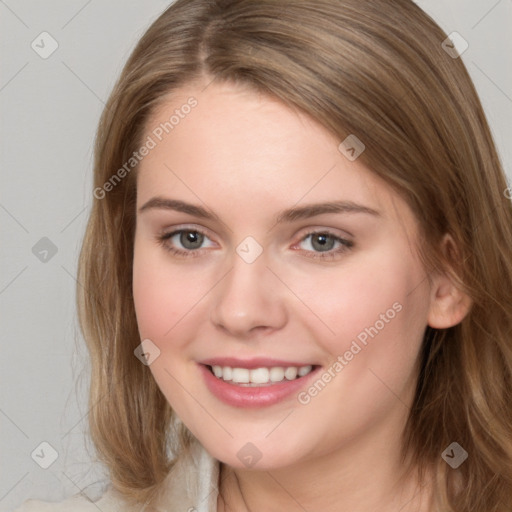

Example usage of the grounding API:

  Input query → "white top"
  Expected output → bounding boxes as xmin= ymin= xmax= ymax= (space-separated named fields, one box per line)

xmin=14 ymin=439 xmax=220 ymax=512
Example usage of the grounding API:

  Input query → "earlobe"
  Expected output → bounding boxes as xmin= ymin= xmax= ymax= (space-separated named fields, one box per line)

xmin=427 ymin=235 xmax=472 ymax=329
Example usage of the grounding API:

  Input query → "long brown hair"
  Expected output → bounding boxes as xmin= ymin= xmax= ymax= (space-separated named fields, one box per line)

xmin=77 ymin=0 xmax=512 ymax=509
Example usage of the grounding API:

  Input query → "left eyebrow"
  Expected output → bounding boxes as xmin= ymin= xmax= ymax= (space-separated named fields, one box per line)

xmin=275 ymin=200 xmax=381 ymax=223
xmin=138 ymin=197 xmax=381 ymax=223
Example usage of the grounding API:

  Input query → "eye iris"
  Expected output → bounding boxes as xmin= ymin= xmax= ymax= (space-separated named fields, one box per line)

xmin=181 ymin=231 xmax=203 ymax=249
xmin=312 ymin=233 xmax=334 ymax=252
xmin=174 ymin=232 xmax=339 ymax=253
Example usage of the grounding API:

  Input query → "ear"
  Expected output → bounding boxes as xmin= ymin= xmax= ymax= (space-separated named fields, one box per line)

xmin=427 ymin=234 xmax=472 ymax=329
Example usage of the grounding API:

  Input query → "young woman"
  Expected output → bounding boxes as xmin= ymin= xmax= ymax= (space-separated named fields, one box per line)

xmin=16 ymin=0 xmax=512 ymax=511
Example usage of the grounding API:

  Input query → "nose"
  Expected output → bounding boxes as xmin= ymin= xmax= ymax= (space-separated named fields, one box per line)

xmin=209 ymin=249 xmax=288 ymax=339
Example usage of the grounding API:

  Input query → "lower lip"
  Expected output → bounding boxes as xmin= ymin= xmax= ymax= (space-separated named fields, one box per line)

xmin=199 ymin=364 xmax=321 ymax=408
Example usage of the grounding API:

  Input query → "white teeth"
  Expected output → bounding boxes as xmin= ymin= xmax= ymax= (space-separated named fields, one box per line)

xmin=210 ymin=364 xmax=314 ymax=385
xmin=284 ymin=367 xmax=298 ymax=380
xmin=232 ymin=368 xmax=250 ymax=383
xmin=250 ymin=367 xmax=270 ymax=384
xmin=269 ymin=367 xmax=285 ymax=382
xmin=298 ymin=365 xmax=312 ymax=377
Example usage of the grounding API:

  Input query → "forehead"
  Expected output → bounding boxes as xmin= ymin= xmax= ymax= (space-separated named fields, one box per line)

xmin=136 ymin=80 xmax=411 ymax=227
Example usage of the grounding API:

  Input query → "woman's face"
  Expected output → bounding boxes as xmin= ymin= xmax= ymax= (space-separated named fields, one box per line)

xmin=132 ymin=79 xmax=434 ymax=470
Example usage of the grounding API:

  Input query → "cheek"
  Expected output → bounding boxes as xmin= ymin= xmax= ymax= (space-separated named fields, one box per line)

xmin=132 ymin=241 xmax=206 ymax=413
xmin=289 ymin=246 xmax=429 ymax=363
xmin=132 ymin=237 xmax=213 ymax=341
xmin=132 ymin=249 xmax=168 ymax=340
xmin=286 ymin=251 xmax=429 ymax=444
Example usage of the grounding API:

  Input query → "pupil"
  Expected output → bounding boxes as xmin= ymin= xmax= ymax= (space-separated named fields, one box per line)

xmin=181 ymin=231 xmax=203 ymax=249
xmin=312 ymin=234 xmax=334 ymax=252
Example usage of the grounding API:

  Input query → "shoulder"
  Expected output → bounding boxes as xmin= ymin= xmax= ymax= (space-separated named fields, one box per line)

xmin=13 ymin=488 xmax=126 ymax=512
xmin=14 ymin=440 xmax=219 ymax=512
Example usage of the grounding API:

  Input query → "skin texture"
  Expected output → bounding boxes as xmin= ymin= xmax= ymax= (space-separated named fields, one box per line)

xmin=132 ymin=78 xmax=470 ymax=511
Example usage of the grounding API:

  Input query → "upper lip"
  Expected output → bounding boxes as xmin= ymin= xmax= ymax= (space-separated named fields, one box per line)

xmin=200 ymin=357 xmax=318 ymax=369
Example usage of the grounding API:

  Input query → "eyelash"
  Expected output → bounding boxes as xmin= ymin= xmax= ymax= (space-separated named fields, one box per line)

xmin=157 ymin=228 xmax=354 ymax=261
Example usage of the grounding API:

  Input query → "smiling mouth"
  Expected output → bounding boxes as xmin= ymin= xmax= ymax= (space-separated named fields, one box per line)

xmin=206 ymin=364 xmax=318 ymax=386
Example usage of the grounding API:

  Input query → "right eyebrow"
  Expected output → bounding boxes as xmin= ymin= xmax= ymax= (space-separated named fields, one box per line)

xmin=138 ymin=197 xmax=381 ymax=223
xmin=138 ymin=198 xmax=220 ymax=221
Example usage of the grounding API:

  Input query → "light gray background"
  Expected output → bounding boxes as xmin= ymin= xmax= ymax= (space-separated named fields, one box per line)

xmin=1 ymin=0 xmax=511 ymax=509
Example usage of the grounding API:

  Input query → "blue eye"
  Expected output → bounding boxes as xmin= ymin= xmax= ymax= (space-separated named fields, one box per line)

xmin=158 ymin=229 xmax=353 ymax=260
xmin=295 ymin=231 xmax=353 ymax=260
xmin=158 ymin=229 xmax=214 ymax=258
